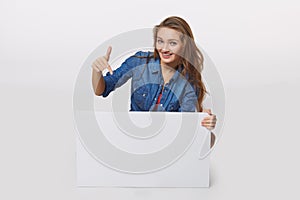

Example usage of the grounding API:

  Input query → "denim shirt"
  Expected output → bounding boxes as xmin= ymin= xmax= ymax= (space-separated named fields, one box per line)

xmin=102 ymin=51 xmax=198 ymax=112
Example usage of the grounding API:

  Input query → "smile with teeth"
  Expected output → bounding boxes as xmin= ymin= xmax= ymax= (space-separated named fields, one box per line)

xmin=161 ymin=52 xmax=173 ymax=59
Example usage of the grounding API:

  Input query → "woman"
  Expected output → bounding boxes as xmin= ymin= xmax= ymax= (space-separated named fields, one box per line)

xmin=92 ymin=16 xmax=216 ymax=143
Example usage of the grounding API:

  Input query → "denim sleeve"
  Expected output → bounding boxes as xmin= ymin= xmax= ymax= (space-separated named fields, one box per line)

xmin=102 ymin=51 xmax=143 ymax=97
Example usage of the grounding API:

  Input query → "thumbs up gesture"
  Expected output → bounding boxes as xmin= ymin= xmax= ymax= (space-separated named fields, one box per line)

xmin=92 ymin=46 xmax=113 ymax=75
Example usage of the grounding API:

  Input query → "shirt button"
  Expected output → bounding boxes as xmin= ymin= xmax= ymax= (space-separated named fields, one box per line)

xmin=143 ymin=93 xmax=146 ymax=97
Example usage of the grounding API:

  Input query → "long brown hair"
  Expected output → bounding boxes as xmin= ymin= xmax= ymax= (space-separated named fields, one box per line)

xmin=153 ymin=16 xmax=207 ymax=111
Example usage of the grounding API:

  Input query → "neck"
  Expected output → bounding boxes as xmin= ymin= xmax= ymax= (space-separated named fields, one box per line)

xmin=160 ymin=61 xmax=179 ymax=71
xmin=161 ymin=64 xmax=176 ymax=74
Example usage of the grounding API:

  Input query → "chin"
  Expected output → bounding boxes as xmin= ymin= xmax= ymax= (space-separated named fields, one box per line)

xmin=161 ymin=58 xmax=175 ymax=64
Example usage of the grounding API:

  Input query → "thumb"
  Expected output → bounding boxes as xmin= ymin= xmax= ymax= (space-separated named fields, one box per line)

xmin=203 ymin=109 xmax=212 ymax=115
xmin=105 ymin=46 xmax=112 ymax=61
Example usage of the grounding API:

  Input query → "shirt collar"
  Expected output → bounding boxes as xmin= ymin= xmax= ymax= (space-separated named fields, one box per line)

xmin=150 ymin=58 xmax=161 ymax=74
xmin=150 ymin=58 xmax=185 ymax=85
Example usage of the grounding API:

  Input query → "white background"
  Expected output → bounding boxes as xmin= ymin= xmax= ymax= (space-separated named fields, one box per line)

xmin=1 ymin=0 xmax=300 ymax=199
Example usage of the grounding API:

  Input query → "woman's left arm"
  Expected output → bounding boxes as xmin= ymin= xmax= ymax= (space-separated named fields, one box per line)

xmin=202 ymin=109 xmax=217 ymax=148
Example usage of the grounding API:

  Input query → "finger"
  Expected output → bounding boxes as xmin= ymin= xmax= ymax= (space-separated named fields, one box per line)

xmin=201 ymin=120 xmax=216 ymax=124
xmin=202 ymin=116 xmax=216 ymax=121
xmin=105 ymin=46 xmax=112 ymax=61
xmin=95 ymin=58 xmax=103 ymax=66
xmin=203 ymin=123 xmax=215 ymax=128
xmin=107 ymin=65 xmax=113 ymax=75
xmin=96 ymin=58 xmax=112 ymax=74
xmin=202 ymin=116 xmax=211 ymax=120
xmin=201 ymin=120 xmax=216 ymax=125
xmin=93 ymin=58 xmax=107 ymax=71
xmin=202 ymin=122 xmax=216 ymax=127
xmin=92 ymin=64 xmax=100 ymax=72
xmin=98 ymin=59 xmax=108 ymax=69
xmin=202 ymin=120 xmax=217 ymax=125
xmin=98 ymin=58 xmax=112 ymax=73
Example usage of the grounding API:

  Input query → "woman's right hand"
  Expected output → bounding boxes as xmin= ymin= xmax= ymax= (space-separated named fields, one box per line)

xmin=92 ymin=46 xmax=113 ymax=74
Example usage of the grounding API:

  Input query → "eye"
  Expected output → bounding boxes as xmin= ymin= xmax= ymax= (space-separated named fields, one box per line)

xmin=157 ymin=39 xmax=163 ymax=44
xmin=170 ymin=41 xmax=177 ymax=46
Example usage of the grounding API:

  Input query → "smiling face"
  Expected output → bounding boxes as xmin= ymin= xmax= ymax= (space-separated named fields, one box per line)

xmin=155 ymin=27 xmax=184 ymax=69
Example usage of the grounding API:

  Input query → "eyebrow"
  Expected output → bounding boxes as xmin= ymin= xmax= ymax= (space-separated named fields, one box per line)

xmin=157 ymin=37 xmax=180 ymax=42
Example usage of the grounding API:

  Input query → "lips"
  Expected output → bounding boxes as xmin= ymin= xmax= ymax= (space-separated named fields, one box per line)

xmin=161 ymin=52 xmax=173 ymax=59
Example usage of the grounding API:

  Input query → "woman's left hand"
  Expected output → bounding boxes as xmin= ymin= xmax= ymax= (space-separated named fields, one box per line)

xmin=201 ymin=109 xmax=217 ymax=131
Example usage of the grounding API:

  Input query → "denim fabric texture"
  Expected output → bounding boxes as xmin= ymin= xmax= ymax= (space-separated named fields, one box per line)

xmin=102 ymin=51 xmax=198 ymax=112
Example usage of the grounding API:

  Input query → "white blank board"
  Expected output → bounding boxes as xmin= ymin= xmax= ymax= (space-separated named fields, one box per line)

xmin=76 ymin=112 xmax=211 ymax=187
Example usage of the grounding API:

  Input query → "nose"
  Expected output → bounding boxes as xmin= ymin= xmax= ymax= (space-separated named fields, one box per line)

xmin=161 ymin=43 xmax=170 ymax=52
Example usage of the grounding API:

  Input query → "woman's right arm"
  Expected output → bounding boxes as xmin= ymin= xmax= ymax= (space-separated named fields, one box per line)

xmin=91 ymin=46 xmax=113 ymax=96
xmin=92 ymin=69 xmax=105 ymax=96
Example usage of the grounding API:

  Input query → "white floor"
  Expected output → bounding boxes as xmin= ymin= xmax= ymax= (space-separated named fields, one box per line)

xmin=1 ymin=81 xmax=299 ymax=200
